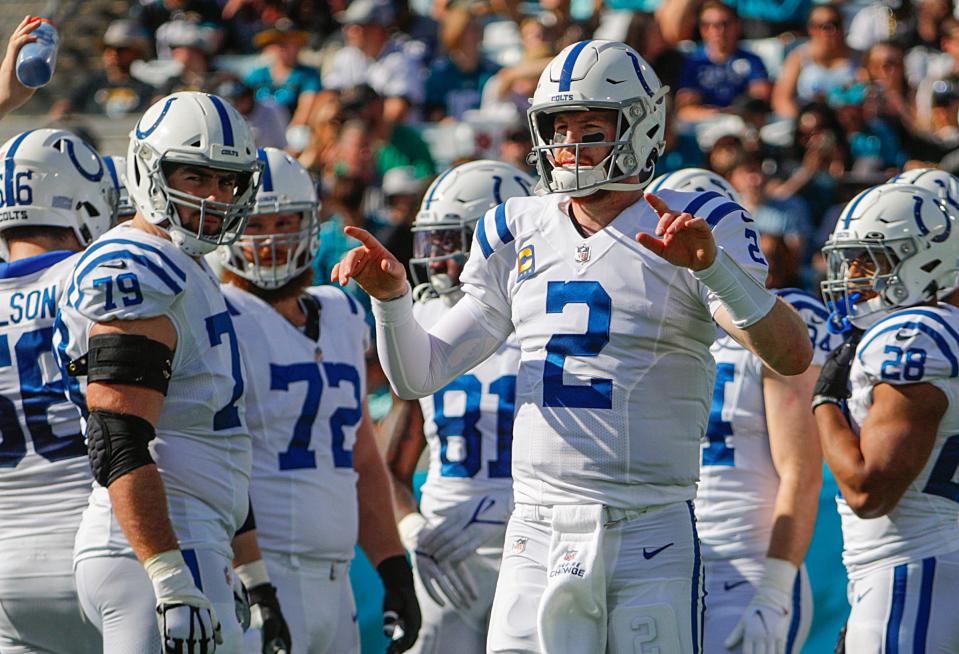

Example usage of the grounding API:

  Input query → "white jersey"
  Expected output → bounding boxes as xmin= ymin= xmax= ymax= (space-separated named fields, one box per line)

xmin=459 ymin=190 xmax=769 ymax=508
xmin=413 ymin=297 xmax=519 ymax=519
xmin=0 ymin=251 xmax=90 ymax=543
xmin=56 ymin=224 xmax=251 ymax=561
xmin=842 ymin=303 xmax=959 ymax=578
xmin=223 ymin=284 xmax=368 ymax=561
xmin=698 ymin=289 xmax=842 ymax=560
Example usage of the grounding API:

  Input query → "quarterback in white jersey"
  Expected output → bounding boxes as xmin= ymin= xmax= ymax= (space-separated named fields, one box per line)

xmin=219 ymin=147 xmax=419 ymax=654
xmin=334 ymin=40 xmax=812 ymax=653
xmin=383 ymin=160 xmax=532 ymax=654
xmin=55 ymin=92 xmax=263 ymax=654
xmin=0 ymin=128 xmax=116 ymax=654
xmin=815 ymin=183 xmax=959 ymax=652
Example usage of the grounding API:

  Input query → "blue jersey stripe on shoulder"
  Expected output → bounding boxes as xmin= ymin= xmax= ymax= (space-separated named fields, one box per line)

xmin=72 ymin=251 xmax=183 ymax=305
xmin=858 ymin=320 xmax=959 ymax=376
xmin=704 ymin=201 xmax=742 ymax=227
xmin=558 ymin=41 xmax=591 ymax=92
xmin=476 ymin=214 xmax=494 ymax=259
xmin=493 ymin=203 xmax=514 ymax=245
xmin=77 ymin=238 xmax=187 ymax=282
xmin=864 ymin=308 xmax=959 ymax=352
xmin=683 ymin=191 xmax=723 ymax=217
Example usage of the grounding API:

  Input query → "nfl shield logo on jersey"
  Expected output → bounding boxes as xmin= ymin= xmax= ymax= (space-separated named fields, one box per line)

xmin=575 ymin=244 xmax=590 ymax=263
xmin=511 ymin=537 xmax=528 ymax=554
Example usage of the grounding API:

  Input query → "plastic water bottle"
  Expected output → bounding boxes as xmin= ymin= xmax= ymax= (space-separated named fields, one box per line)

xmin=16 ymin=19 xmax=58 ymax=88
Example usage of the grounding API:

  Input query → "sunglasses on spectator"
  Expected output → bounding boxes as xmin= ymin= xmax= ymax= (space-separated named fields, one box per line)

xmin=809 ymin=21 xmax=840 ymax=32
xmin=701 ymin=19 xmax=733 ymax=30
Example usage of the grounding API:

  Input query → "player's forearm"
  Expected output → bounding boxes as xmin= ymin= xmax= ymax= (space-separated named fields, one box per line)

xmin=814 ymin=404 xmax=879 ymax=514
xmin=108 ymin=464 xmax=180 ymax=562
xmin=736 ymin=299 xmax=813 ymax=375
xmin=373 ymin=292 xmax=504 ymax=399
xmin=231 ymin=529 xmax=262 ymax=567
xmin=767 ymin=469 xmax=822 ymax=566
xmin=357 ymin=453 xmax=406 ymax=567
xmin=389 ymin=472 xmax=419 ymax=521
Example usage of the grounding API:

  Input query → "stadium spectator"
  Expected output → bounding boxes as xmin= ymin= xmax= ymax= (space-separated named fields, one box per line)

xmin=828 ymin=83 xmax=905 ymax=173
xmin=213 ymin=77 xmax=288 ymax=149
xmin=132 ymin=0 xmax=223 ymax=37
xmin=50 ymin=19 xmax=155 ymax=120
xmin=772 ymin=3 xmax=858 ymax=119
xmin=379 ymin=166 xmax=424 ymax=272
xmin=324 ymin=0 xmax=426 ymax=124
xmin=623 ymin=12 xmax=684 ymax=97
xmin=724 ymin=0 xmax=812 ymax=39
xmin=219 ymin=0 xmax=287 ymax=54
xmin=768 ymin=101 xmax=848 ymax=227
xmin=915 ymin=19 xmax=959 ymax=130
xmin=499 ymin=122 xmax=536 ymax=175
xmin=244 ymin=18 xmax=320 ymax=127
xmin=156 ymin=19 xmax=230 ymax=95
xmin=424 ymin=6 xmax=500 ymax=121
xmin=846 ymin=0 xmax=915 ymax=53
xmin=728 ymin=150 xmax=812 ymax=289
xmin=676 ymin=1 xmax=771 ymax=122
xmin=904 ymin=0 xmax=952 ymax=87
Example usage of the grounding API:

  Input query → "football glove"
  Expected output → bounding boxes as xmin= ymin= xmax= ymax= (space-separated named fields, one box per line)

xmin=145 ymin=550 xmax=222 ymax=654
xmin=724 ymin=558 xmax=797 ymax=654
xmin=416 ymin=495 xmax=508 ymax=563
xmin=248 ymin=583 xmax=291 ymax=654
xmin=378 ymin=555 xmax=421 ymax=653
xmin=231 ymin=570 xmax=251 ymax=632
xmin=398 ymin=512 xmax=478 ymax=610
xmin=812 ymin=330 xmax=862 ymax=410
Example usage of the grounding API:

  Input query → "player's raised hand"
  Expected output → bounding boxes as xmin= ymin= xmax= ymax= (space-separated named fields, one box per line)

xmin=332 ymin=226 xmax=408 ymax=301
xmin=636 ymin=193 xmax=717 ymax=271
xmin=0 ymin=16 xmax=41 ymax=119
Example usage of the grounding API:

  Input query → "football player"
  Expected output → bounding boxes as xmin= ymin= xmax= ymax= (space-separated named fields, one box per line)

xmin=814 ymin=183 xmax=959 ymax=652
xmin=218 ymin=147 xmax=419 ymax=654
xmin=0 ymin=128 xmax=116 ymax=654
xmin=55 ymin=92 xmax=262 ymax=653
xmin=333 ymin=40 xmax=812 ymax=653
xmin=383 ymin=160 xmax=532 ymax=654
xmin=653 ymin=169 xmax=838 ymax=654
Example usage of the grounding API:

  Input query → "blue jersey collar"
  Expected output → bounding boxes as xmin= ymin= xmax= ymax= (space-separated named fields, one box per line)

xmin=0 ymin=250 xmax=75 ymax=279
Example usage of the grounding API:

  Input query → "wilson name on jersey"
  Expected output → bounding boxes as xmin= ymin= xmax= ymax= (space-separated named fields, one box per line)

xmin=698 ymin=289 xmax=841 ymax=560
xmin=56 ymin=224 xmax=251 ymax=559
xmin=0 ymin=251 xmax=90 ymax=542
xmin=223 ymin=284 xmax=368 ymax=560
xmin=843 ymin=303 xmax=959 ymax=578
xmin=459 ymin=190 xmax=768 ymax=508
xmin=413 ymin=297 xmax=519 ymax=519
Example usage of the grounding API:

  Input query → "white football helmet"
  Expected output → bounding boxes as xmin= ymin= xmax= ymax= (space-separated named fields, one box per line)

xmin=410 ymin=160 xmax=534 ymax=301
xmin=103 ymin=155 xmax=135 ymax=221
xmin=821 ymin=184 xmax=959 ymax=329
xmin=127 ymin=92 xmax=261 ymax=256
xmin=219 ymin=147 xmax=319 ymax=289
xmin=527 ymin=40 xmax=669 ymax=197
xmin=888 ymin=168 xmax=959 ymax=213
xmin=647 ymin=168 xmax=743 ymax=204
xmin=0 ymin=128 xmax=117 ymax=257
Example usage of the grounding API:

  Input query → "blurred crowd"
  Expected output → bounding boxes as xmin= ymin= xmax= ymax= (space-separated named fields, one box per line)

xmin=39 ymin=0 xmax=959 ymax=300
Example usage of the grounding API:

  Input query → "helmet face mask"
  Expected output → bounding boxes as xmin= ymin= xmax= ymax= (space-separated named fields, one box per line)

xmin=527 ymin=40 xmax=668 ymax=197
xmin=821 ymin=184 xmax=958 ymax=329
xmin=127 ymin=93 xmax=262 ymax=257
xmin=410 ymin=220 xmax=471 ymax=296
xmin=219 ymin=147 xmax=319 ymax=290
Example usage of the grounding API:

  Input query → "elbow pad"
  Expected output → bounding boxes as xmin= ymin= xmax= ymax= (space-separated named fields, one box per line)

xmin=87 ymin=410 xmax=156 ymax=487
xmin=68 ymin=333 xmax=173 ymax=395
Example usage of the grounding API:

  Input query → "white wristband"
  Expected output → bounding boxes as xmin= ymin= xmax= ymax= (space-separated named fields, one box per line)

xmin=143 ymin=549 xmax=189 ymax=582
xmin=759 ymin=557 xmax=798 ymax=596
xmin=692 ymin=247 xmax=776 ymax=328
xmin=371 ymin=284 xmax=414 ymax=325
xmin=234 ymin=559 xmax=270 ymax=589
xmin=397 ymin=512 xmax=428 ymax=552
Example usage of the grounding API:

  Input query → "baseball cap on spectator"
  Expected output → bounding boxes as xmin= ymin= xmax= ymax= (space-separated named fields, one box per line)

xmin=383 ymin=166 xmax=424 ymax=197
xmin=102 ymin=19 xmax=151 ymax=54
xmin=253 ymin=18 xmax=310 ymax=49
xmin=696 ymin=115 xmax=750 ymax=151
xmin=336 ymin=0 xmax=395 ymax=26
xmin=157 ymin=19 xmax=222 ymax=55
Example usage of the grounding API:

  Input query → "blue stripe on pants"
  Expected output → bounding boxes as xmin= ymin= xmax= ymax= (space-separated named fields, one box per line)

xmin=687 ymin=501 xmax=702 ymax=654
xmin=885 ymin=564 xmax=908 ymax=654
xmin=181 ymin=549 xmax=203 ymax=591
xmin=913 ymin=557 xmax=936 ymax=653
xmin=786 ymin=569 xmax=801 ymax=653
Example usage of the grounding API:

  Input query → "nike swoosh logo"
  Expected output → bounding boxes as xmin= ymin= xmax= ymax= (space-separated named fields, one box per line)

xmin=642 ymin=543 xmax=674 ymax=559
xmin=856 ymin=588 xmax=872 ymax=603
xmin=605 ymin=78 xmax=625 ymax=85
xmin=895 ymin=332 xmax=913 ymax=340
xmin=740 ymin=211 xmax=754 ymax=223
xmin=99 ymin=260 xmax=128 ymax=269
xmin=724 ymin=580 xmax=750 ymax=591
